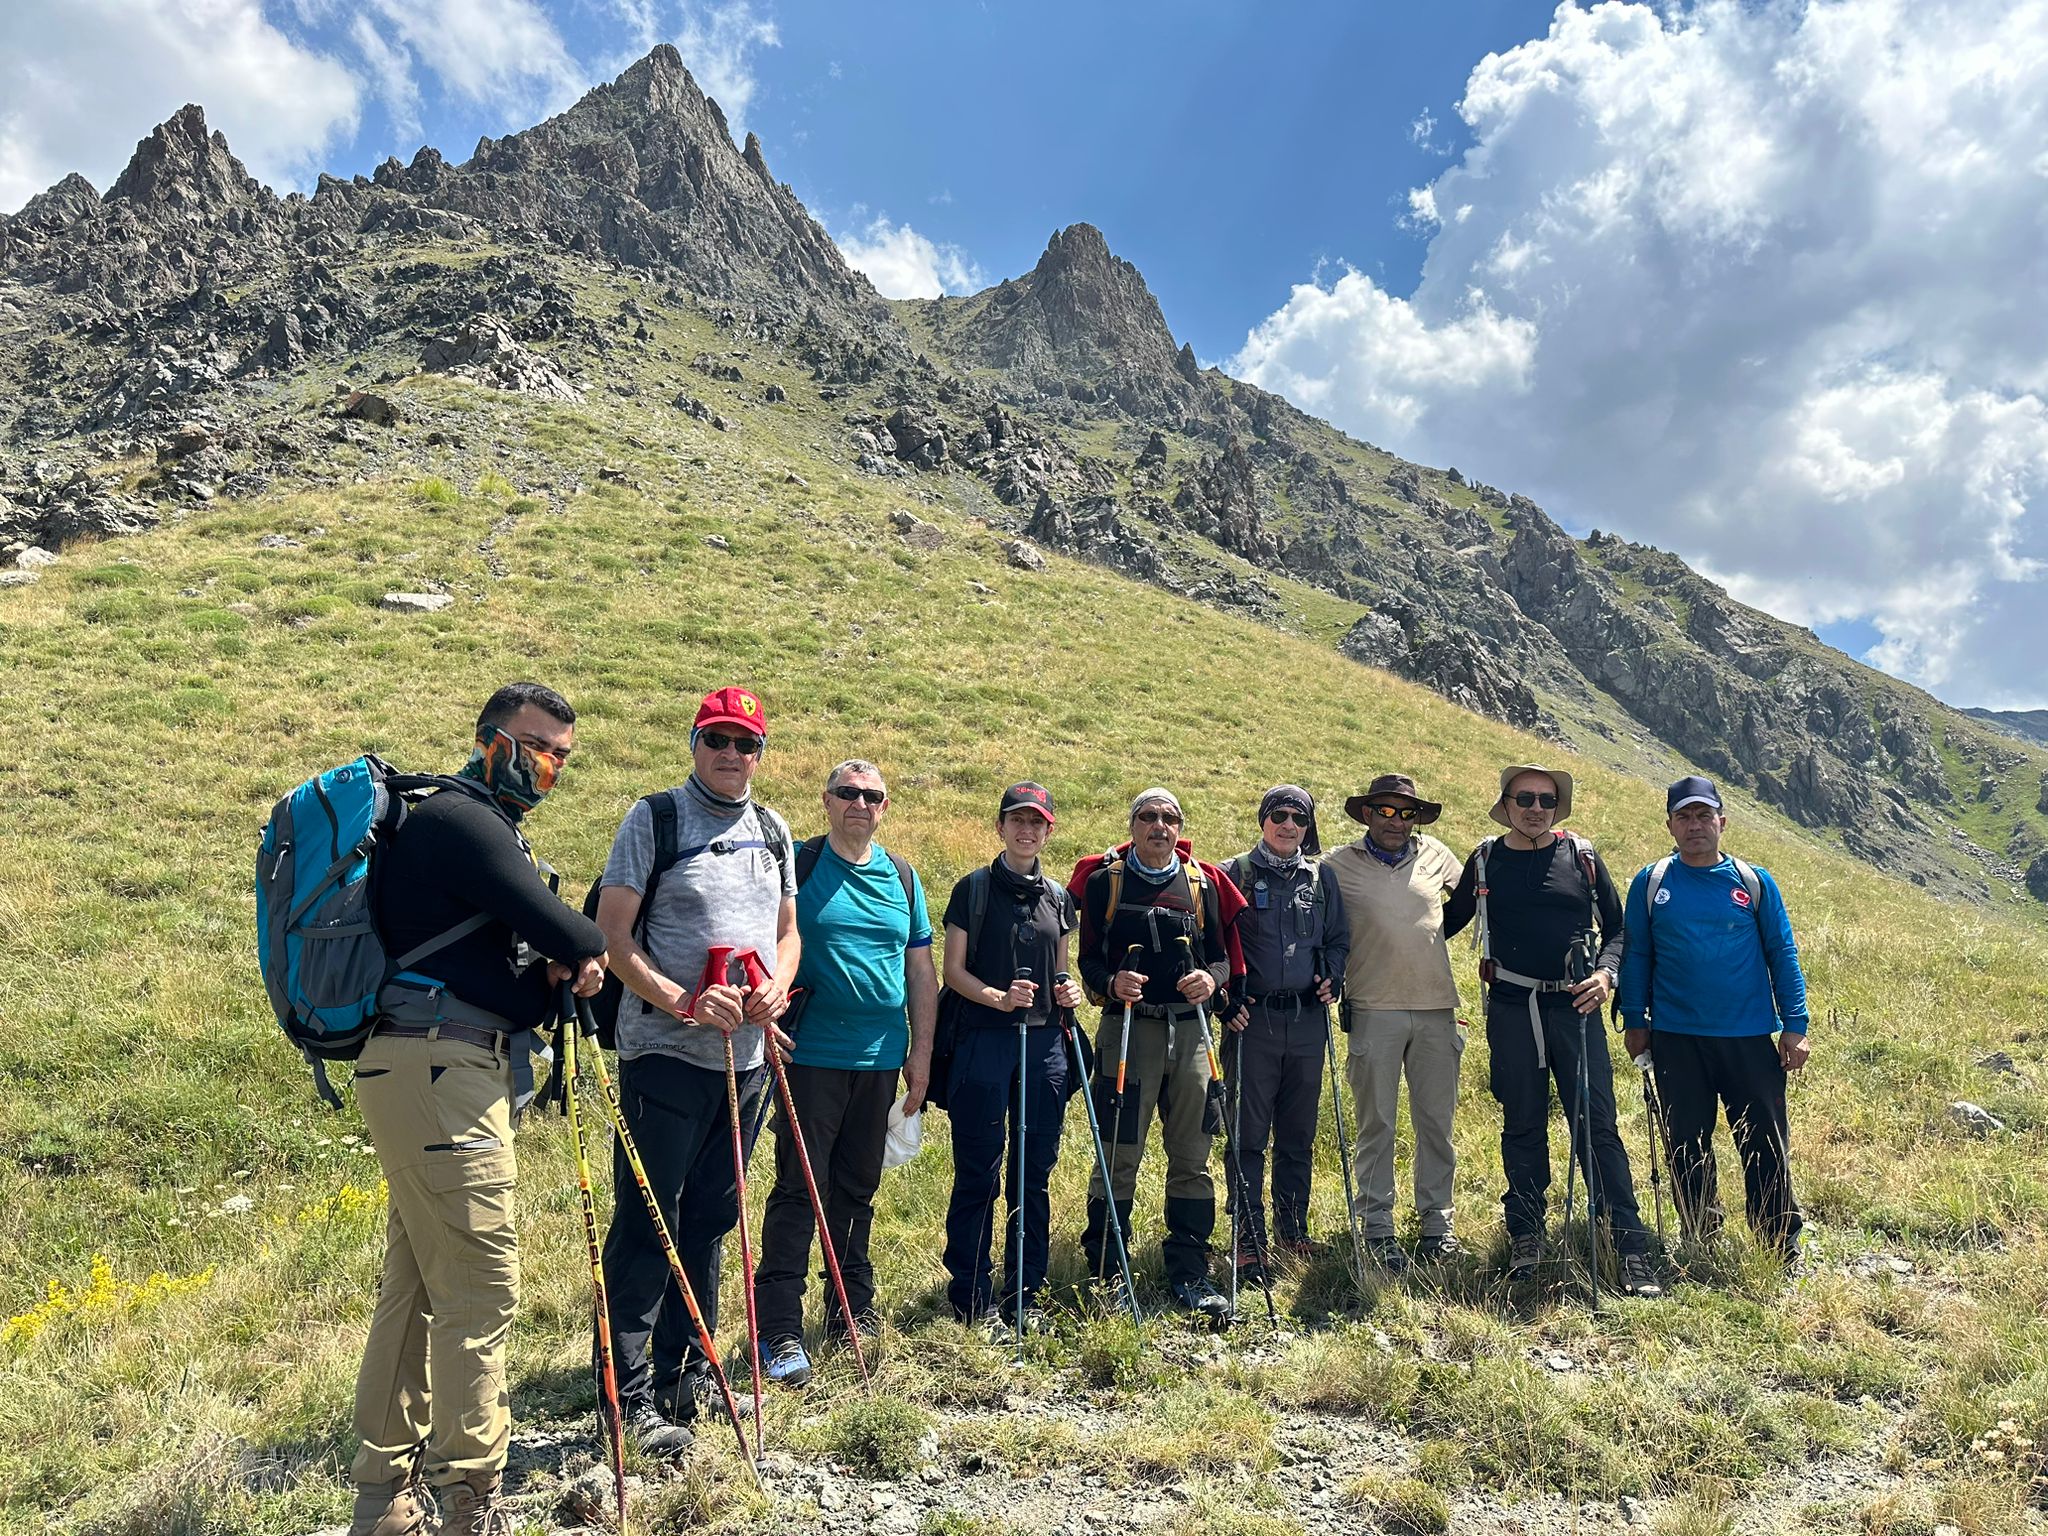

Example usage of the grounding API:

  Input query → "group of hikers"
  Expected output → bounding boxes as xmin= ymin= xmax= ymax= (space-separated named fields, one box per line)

xmin=322 ymin=680 xmax=1811 ymax=1536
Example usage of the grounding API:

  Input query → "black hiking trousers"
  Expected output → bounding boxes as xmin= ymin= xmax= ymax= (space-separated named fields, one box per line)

xmin=1650 ymin=1030 xmax=1802 ymax=1256
xmin=1486 ymin=991 xmax=1650 ymax=1253
xmin=1222 ymin=1000 xmax=1328 ymax=1250
xmin=753 ymin=1062 xmax=895 ymax=1346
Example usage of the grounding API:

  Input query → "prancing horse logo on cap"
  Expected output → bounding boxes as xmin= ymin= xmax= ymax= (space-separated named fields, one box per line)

xmin=739 ymin=694 xmax=758 ymax=716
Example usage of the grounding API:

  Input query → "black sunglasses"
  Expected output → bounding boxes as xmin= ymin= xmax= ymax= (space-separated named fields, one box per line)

xmin=1365 ymin=803 xmax=1422 ymax=822
xmin=830 ymin=785 xmax=886 ymax=805
xmin=701 ymin=730 xmax=763 ymax=755
xmin=1510 ymin=791 xmax=1559 ymax=810
xmin=1265 ymin=808 xmax=1310 ymax=826
xmin=1135 ymin=809 xmax=1182 ymax=826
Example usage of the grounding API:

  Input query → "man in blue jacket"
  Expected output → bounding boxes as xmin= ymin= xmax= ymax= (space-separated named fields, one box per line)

xmin=1618 ymin=776 xmax=1811 ymax=1270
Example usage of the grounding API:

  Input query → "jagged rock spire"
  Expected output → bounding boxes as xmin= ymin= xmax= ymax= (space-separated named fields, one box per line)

xmin=107 ymin=104 xmax=265 ymax=210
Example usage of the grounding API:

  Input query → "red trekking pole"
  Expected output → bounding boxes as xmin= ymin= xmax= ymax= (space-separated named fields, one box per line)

xmin=694 ymin=945 xmax=766 ymax=1456
xmin=737 ymin=949 xmax=873 ymax=1388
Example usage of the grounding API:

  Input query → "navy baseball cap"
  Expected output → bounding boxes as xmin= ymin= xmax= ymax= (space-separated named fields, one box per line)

xmin=1667 ymin=775 xmax=1723 ymax=813
xmin=999 ymin=782 xmax=1056 ymax=824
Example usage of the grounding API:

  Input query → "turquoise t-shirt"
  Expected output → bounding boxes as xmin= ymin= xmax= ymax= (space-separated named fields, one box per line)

xmin=791 ymin=839 xmax=932 ymax=1070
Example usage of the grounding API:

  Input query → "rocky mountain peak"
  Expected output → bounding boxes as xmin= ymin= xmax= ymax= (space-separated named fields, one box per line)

xmin=1019 ymin=223 xmax=1179 ymax=376
xmin=106 ymin=104 xmax=265 ymax=211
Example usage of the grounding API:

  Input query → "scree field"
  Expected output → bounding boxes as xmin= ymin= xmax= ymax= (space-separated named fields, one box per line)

xmin=2 ymin=281 xmax=2046 ymax=1536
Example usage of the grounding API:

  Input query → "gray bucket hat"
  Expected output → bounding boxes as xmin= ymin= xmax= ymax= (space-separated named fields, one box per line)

xmin=1490 ymin=763 xmax=1574 ymax=828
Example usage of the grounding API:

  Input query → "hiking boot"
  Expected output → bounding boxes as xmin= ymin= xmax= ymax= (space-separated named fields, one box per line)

xmin=1505 ymin=1232 xmax=1545 ymax=1280
xmin=824 ymin=1308 xmax=884 ymax=1349
xmin=348 ymin=1480 xmax=431 ymax=1536
xmin=436 ymin=1474 xmax=508 ymax=1536
xmin=1274 ymin=1234 xmax=1320 ymax=1262
xmin=1779 ymin=1237 xmax=1808 ymax=1281
xmin=1416 ymin=1233 xmax=1464 ymax=1263
xmin=661 ymin=1364 xmax=753 ymax=1424
xmin=1235 ymin=1252 xmax=1270 ymax=1288
xmin=626 ymin=1402 xmax=696 ymax=1459
xmin=1618 ymin=1252 xmax=1664 ymax=1298
xmin=1171 ymin=1277 xmax=1233 ymax=1331
xmin=763 ymin=1336 xmax=813 ymax=1389
xmin=1365 ymin=1237 xmax=1410 ymax=1275
xmin=993 ymin=1302 xmax=1051 ymax=1339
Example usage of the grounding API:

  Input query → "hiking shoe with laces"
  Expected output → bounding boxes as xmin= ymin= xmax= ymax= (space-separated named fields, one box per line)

xmin=437 ymin=1474 xmax=508 ymax=1536
xmin=824 ymin=1309 xmax=884 ymax=1349
xmin=626 ymin=1402 xmax=696 ymax=1459
xmin=1235 ymin=1251 xmax=1270 ymax=1287
xmin=347 ymin=1480 xmax=431 ymax=1536
xmin=662 ymin=1364 xmax=753 ymax=1424
xmin=1618 ymin=1252 xmax=1664 ymax=1298
xmin=1506 ymin=1232 xmax=1545 ymax=1280
xmin=1416 ymin=1233 xmax=1464 ymax=1263
xmin=1171 ymin=1277 xmax=1233 ymax=1331
xmin=763 ymin=1336 xmax=813 ymax=1389
xmin=1365 ymin=1237 xmax=1410 ymax=1275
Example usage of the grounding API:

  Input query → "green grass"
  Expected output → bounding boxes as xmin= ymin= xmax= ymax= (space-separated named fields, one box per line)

xmin=2 ymin=259 xmax=2047 ymax=1535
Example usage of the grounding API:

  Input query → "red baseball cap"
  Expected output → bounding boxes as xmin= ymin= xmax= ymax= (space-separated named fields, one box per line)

xmin=694 ymin=685 xmax=768 ymax=738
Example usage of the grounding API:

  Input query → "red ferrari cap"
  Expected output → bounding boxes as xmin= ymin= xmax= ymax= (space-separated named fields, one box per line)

xmin=694 ymin=685 xmax=767 ymax=737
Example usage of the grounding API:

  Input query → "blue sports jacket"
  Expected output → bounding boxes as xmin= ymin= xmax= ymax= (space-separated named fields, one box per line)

xmin=1617 ymin=854 xmax=1809 ymax=1037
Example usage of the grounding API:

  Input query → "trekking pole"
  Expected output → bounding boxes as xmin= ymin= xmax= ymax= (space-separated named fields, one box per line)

xmin=570 ymin=994 xmax=759 ymax=1480
xmin=1227 ymin=1027 xmax=1242 ymax=1322
xmin=1100 ymin=944 xmax=1144 ymax=1281
xmin=694 ymin=945 xmax=765 ymax=1455
xmin=1178 ymin=938 xmax=1278 ymax=1328
xmin=558 ymin=984 xmax=627 ymax=1523
xmin=1057 ymin=977 xmax=1142 ymax=1322
xmin=736 ymin=954 xmax=872 ymax=1389
xmin=1013 ymin=957 xmax=1034 ymax=1352
xmin=1322 ymin=1012 xmax=1369 ymax=1296
xmin=1573 ymin=1009 xmax=1600 ymax=1310
xmin=1635 ymin=1052 xmax=1667 ymax=1245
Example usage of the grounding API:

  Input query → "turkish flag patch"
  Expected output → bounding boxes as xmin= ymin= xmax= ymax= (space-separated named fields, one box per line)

xmin=1731 ymin=887 xmax=1753 ymax=909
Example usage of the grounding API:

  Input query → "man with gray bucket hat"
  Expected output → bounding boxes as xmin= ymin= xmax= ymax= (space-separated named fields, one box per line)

xmin=1444 ymin=765 xmax=1661 ymax=1295
xmin=1323 ymin=773 xmax=1464 ymax=1271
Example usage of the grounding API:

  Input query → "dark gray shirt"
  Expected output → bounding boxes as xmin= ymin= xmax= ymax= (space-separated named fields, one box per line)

xmin=1224 ymin=850 xmax=1350 ymax=1002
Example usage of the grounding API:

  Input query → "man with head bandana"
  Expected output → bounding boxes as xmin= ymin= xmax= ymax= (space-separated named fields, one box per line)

xmin=592 ymin=685 xmax=799 ymax=1455
xmin=1068 ymin=788 xmax=1246 ymax=1327
xmin=352 ymin=683 xmax=608 ymax=1536
xmin=1218 ymin=787 xmax=1350 ymax=1280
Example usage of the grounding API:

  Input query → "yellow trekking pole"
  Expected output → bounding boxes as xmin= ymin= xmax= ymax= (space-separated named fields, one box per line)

xmin=559 ymin=983 xmax=627 ymax=1524
xmin=571 ymin=993 xmax=760 ymax=1481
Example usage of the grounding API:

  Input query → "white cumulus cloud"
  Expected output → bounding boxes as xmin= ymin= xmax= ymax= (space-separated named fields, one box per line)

xmin=1230 ymin=0 xmax=2048 ymax=707
xmin=0 ymin=0 xmax=360 ymax=209
xmin=361 ymin=0 xmax=584 ymax=128
xmin=837 ymin=215 xmax=984 ymax=300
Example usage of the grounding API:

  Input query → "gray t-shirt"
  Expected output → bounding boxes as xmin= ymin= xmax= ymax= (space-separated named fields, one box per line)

xmin=600 ymin=785 xmax=796 ymax=1069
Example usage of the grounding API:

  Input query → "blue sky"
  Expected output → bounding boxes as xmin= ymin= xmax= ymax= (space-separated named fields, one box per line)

xmin=5 ymin=1 xmax=2047 ymax=709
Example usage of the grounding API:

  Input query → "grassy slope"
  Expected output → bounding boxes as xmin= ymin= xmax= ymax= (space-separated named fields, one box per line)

xmin=2 ymin=277 xmax=2047 ymax=1535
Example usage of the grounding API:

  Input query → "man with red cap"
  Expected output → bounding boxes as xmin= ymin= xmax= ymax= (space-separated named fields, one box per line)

xmin=591 ymin=685 xmax=799 ymax=1454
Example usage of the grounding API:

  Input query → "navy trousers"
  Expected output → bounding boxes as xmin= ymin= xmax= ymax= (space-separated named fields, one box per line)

xmin=941 ymin=1022 xmax=1069 ymax=1318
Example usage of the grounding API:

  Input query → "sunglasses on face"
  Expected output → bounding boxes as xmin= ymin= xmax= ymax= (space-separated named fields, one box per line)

xmin=1135 ymin=809 xmax=1182 ymax=826
xmin=1365 ymin=803 xmax=1421 ymax=822
xmin=1265 ymin=808 xmax=1309 ymax=827
xmin=830 ymin=785 xmax=886 ymax=805
xmin=701 ymin=730 xmax=763 ymax=756
xmin=1510 ymin=791 xmax=1559 ymax=810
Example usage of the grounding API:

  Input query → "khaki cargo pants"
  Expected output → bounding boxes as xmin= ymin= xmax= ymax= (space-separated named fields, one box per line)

xmin=1087 ymin=1007 xmax=1216 ymax=1205
xmin=1345 ymin=1007 xmax=1464 ymax=1240
xmin=350 ymin=1030 xmax=519 ymax=1489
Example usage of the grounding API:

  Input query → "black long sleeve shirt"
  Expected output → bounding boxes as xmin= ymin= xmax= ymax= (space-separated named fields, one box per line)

xmin=374 ymin=785 xmax=606 ymax=1030
xmin=1442 ymin=835 xmax=1624 ymax=1000
xmin=1077 ymin=862 xmax=1229 ymax=1007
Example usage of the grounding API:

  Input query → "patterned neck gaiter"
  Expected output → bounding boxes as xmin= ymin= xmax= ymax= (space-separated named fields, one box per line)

xmin=457 ymin=726 xmax=557 ymax=818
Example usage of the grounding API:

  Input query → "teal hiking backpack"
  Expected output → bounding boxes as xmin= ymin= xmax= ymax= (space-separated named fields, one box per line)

xmin=256 ymin=755 xmax=489 ymax=1107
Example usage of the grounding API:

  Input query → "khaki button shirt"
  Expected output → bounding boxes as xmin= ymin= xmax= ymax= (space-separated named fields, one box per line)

xmin=1324 ymin=833 xmax=1462 ymax=1011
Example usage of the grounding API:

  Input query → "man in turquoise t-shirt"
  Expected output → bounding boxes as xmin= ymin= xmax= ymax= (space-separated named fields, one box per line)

xmin=753 ymin=759 xmax=936 ymax=1387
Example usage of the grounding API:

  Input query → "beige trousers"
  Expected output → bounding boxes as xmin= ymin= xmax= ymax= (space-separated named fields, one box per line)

xmin=1345 ymin=1007 xmax=1464 ymax=1239
xmin=349 ymin=1031 xmax=520 ymax=1489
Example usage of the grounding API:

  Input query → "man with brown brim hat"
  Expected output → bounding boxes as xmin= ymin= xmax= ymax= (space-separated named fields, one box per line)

xmin=1443 ymin=766 xmax=1661 ymax=1295
xmin=1323 ymin=773 xmax=1465 ymax=1272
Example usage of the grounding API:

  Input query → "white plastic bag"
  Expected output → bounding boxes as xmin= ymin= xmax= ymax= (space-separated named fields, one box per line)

xmin=882 ymin=1093 xmax=924 ymax=1169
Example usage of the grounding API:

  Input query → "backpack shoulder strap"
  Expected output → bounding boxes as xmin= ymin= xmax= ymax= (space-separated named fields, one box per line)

xmin=886 ymin=850 xmax=917 ymax=914
xmin=631 ymin=791 xmax=682 ymax=940
xmin=1731 ymin=857 xmax=1763 ymax=915
xmin=1474 ymin=836 xmax=1497 ymax=961
xmin=1101 ymin=850 xmax=1124 ymax=963
xmin=1185 ymin=858 xmax=1206 ymax=934
xmin=795 ymin=834 xmax=827 ymax=889
xmin=1644 ymin=855 xmax=1675 ymax=941
xmin=964 ymin=864 xmax=992 ymax=954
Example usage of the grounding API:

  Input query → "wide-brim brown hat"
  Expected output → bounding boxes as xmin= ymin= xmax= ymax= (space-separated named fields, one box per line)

xmin=1345 ymin=773 xmax=1442 ymax=826
xmin=1490 ymin=764 xmax=1574 ymax=827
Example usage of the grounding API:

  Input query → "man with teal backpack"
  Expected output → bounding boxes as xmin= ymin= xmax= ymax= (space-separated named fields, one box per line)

xmin=261 ymin=683 xmax=607 ymax=1536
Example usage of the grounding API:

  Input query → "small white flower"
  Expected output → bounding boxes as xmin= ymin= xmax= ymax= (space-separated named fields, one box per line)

xmin=221 ymin=1194 xmax=254 ymax=1215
